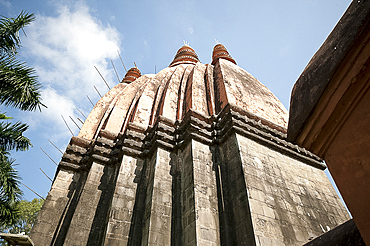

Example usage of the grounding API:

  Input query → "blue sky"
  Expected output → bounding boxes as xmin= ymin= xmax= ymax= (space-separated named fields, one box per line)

xmin=1 ymin=0 xmax=351 ymax=204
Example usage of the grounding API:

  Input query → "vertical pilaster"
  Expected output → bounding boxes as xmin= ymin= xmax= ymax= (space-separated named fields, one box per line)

xmin=63 ymin=162 xmax=117 ymax=245
xmin=29 ymin=169 xmax=83 ymax=246
xmin=181 ymin=140 xmax=220 ymax=246
xmin=141 ymin=148 xmax=173 ymax=245
xmin=104 ymin=155 xmax=144 ymax=245
xmin=218 ymin=134 xmax=256 ymax=246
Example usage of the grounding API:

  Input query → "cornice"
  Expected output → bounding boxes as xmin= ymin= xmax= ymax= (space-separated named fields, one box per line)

xmin=57 ymin=104 xmax=324 ymax=175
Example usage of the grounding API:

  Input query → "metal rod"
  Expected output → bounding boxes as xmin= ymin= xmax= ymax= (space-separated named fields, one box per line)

xmin=40 ymin=168 xmax=53 ymax=182
xmin=111 ymin=60 xmax=121 ymax=83
xmin=134 ymin=62 xmax=137 ymax=68
xmin=77 ymin=117 xmax=84 ymax=125
xmin=76 ymin=107 xmax=87 ymax=119
xmin=117 ymin=50 xmax=127 ymax=72
xmin=94 ymin=85 xmax=102 ymax=98
xmin=86 ymin=95 xmax=94 ymax=107
xmin=21 ymin=182 xmax=45 ymax=200
xmin=40 ymin=147 xmax=58 ymax=166
xmin=48 ymin=139 xmax=63 ymax=154
xmin=69 ymin=116 xmax=81 ymax=130
xmin=61 ymin=115 xmax=74 ymax=136
xmin=94 ymin=66 xmax=111 ymax=90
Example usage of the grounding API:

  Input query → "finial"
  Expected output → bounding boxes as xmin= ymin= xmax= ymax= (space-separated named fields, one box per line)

xmin=134 ymin=62 xmax=137 ymax=68
xmin=215 ymin=39 xmax=220 ymax=44
xmin=169 ymin=45 xmax=200 ymax=67
xmin=212 ymin=43 xmax=236 ymax=65
xmin=183 ymin=40 xmax=190 ymax=46
xmin=122 ymin=67 xmax=141 ymax=84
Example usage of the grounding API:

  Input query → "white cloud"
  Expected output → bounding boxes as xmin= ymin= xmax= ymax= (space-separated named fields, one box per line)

xmin=188 ymin=27 xmax=194 ymax=34
xmin=21 ymin=1 xmax=121 ymax=140
xmin=0 ymin=0 xmax=11 ymax=8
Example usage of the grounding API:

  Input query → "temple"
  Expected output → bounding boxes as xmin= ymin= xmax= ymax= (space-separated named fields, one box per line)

xmin=28 ymin=42 xmax=352 ymax=246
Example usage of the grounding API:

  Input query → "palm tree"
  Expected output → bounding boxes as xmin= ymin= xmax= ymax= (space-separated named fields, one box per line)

xmin=0 ymin=11 xmax=44 ymax=225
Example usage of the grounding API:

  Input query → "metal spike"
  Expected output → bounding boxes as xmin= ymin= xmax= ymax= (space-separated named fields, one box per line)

xmin=21 ymin=182 xmax=45 ymax=200
xmin=117 ymin=50 xmax=127 ymax=72
xmin=111 ymin=60 xmax=121 ymax=83
xmin=40 ymin=147 xmax=58 ymax=166
xmin=86 ymin=95 xmax=94 ymax=107
xmin=77 ymin=117 xmax=84 ymax=125
xmin=94 ymin=85 xmax=102 ymax=98
xmin=76 ymin=107 xmax=87 ymax=119
xmin=69 ymin=116 xmax=81 ymax=130
xmin=48 ymin=139 xmax=63 ymax=154
xmin=61 ymin=115 xmax=74 ymax=136
xmin=94 ymin=66 xmax=111 ymax=90
xmin=40 ymin=168 xmax=53 ymax=182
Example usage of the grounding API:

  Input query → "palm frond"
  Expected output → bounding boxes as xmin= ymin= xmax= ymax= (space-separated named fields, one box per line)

xmin=0 ymin=55 xmax=44 ymax=111
xmin=0 ymin=200 xmax=19 ymax=225
xmin=0 ymin=121 xmax=31 ymax=151
xmin=0 ymin=11 xmax=35 ymax=56
xmin=0 ymin=152 xmax=22 ymax=225
xmin=0 ymin=154 xmax=23 ymax=202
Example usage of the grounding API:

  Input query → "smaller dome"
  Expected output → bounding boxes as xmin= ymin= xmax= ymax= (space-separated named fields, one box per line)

xmin=169 ymin=45 xmax=200 ymax=67
xmin=121 ymin=67 xmax=141 ymax=84
xmin=212 ymin=44 xmax=236 ymax=65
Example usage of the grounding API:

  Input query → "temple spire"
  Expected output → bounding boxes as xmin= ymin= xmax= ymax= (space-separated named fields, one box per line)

xmin=212 ymin=44 xmax=236 ymax=65
xmin=169 ymin=45 xmax=200 ymax=67
xmin=121 ymin=67 xmax=141 ymax=84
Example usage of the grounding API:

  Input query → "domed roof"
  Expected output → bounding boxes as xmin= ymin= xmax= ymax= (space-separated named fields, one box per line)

xmin=78 ymin=44 xmax=288 ymax=140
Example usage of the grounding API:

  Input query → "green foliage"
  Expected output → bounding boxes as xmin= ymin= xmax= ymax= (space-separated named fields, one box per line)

xmin=0 ymin=55 xmax=44 ymax=111
xmin=0 ymin=11 xmax=35 ymax=56
xmin=0 ymin=198 xmax=44 ymax=235
xmin=0 ymin=154 xmax=23 ymax=225
xmin=0 ymin=121 xmax=31 ymax=152
xmin=0 ymin=11 xmax=44 ymax=111
xmin=0 ymin=11 xmax=45 ymax=226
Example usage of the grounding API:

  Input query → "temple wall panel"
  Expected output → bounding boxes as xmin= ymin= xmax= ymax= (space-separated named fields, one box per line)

xmin=30 ymin=170 xmax=83 ymax=246
xmin=218 ymin=134 xmax=256 ymax=246
xmin=141 ymin=148 xmax=173 ymax=246
xmin=104 ymin=155 xmax=144 ymax=245
xmin=235 ymin=134 xmax=350 ymax=245
xmin=63 ymin=162 xmax=117 ymax=245
xmin=181 ymin=140 xmax=220 ymax=246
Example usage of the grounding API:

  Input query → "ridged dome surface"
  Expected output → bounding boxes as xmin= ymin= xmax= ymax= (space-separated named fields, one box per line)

xmin=78 ymin=45 xmax=288 ymax=140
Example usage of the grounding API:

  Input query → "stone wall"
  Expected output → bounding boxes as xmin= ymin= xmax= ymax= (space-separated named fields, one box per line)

xmin=30 ymin=105 xmax=350 ymax=246
xmin=235 ymin=134 xmax=350 ymax=245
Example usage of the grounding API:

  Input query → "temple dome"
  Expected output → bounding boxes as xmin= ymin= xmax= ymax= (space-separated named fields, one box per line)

xmin=78 ymin=44 xmax=288 ymax=140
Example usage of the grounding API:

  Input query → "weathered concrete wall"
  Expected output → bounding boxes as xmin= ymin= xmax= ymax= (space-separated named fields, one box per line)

xmin=63 ymin=162 xmax=117 ymax=245
xmin=142 ymin=148 xmax=173 ymax=245
xmin=104 ymin=155 xmax=144 ymax=245
xmin=29 ymin=169 xmax=83 ymax=246
xmin=235 ymin=133 xmax=350 ymax=245
xmin=217 ymin=134 xmax=256 ymax=246
xmin=181 ymin=140 xmax=220 ymax=246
